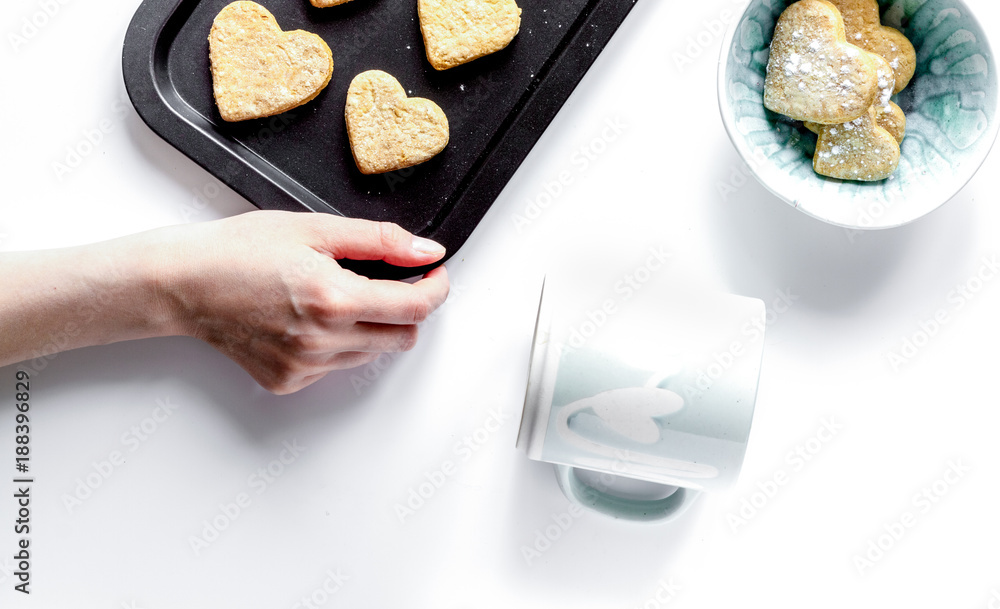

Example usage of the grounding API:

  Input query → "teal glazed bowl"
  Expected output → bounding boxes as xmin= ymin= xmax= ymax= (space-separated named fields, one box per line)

xmin=718 ymin=0 xmax=999 ymax=229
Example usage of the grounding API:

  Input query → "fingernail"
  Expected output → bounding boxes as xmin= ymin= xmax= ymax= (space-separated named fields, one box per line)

xmin=412 ymin=236 xmax=445 ymax=255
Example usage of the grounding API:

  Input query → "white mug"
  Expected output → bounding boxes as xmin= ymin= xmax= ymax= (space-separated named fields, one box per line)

xmin=517 ymin=276 xmax=766 ymax=522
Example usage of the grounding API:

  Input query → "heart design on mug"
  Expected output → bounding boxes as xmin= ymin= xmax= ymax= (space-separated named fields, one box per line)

xmin=209 ymin=1 xmax=333 ymax=122
xmin=417 ymin=0 xmax=522 ymax=70
xmin=345 ymin=70 xmax=450 ymax=175
xmin=763 ymin=0 xmax=881 ymax=124
xmin=571 ymin=387 xmax=685 ymax=445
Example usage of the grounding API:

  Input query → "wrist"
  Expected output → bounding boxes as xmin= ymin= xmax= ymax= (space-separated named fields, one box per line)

xmin=107 ymin=224 xmax=194 ymax=341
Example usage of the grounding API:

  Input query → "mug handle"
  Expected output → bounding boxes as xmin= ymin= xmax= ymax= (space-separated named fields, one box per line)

xmin=555 ymin=465 xmax=699 ymax=523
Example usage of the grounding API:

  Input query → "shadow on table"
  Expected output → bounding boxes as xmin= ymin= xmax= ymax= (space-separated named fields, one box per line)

xmin=32 ymin=334 xmax=386 ymax=444
xmin=122 ymin=106 xmax=256 ymax=220
xmin=494 ymin=456 xmax=697 ymax=604
xmin=705 ymin=142 xmax=977 ymax=316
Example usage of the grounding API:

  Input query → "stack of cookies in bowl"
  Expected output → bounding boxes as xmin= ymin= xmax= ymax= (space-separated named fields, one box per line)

xmin=763 ymin=0 xmax=915 ymax=181
xmin=718 ymin=0 xmax=998 ymax=228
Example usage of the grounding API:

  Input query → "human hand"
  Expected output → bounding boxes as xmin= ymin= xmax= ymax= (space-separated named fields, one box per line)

xmin=154 ymin=210 xmax=450 ymax=394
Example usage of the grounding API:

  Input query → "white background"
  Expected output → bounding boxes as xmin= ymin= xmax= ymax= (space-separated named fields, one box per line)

xmin=3 ymin=0 xmax=1000 ymax=607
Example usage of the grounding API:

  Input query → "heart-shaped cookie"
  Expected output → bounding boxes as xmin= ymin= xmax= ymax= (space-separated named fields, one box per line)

xmin=209 ymin=1 xmax=333 ymax=122
xmin=763 ymin=0 xmax=882 ymax=124
xmin=813 ymin=105 xmax=900 ymax=181
xmin=345 ymin=70 xmax=450 ymax=175
xmin=807 ymin=100 xmax=905 ymax=143
xmin=827 ymin=0 xmax=916 ymax=93
xmin=805 ymin=54 xmax=904 ymax=143
xmin=417 ymin=0 xmax=522 ymax=71
xmin=874 ymin=101 xmax=906 ymax=143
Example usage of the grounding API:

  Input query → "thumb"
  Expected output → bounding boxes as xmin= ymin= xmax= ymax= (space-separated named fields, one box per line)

xmin=308 ymin=216 xmax=446 ymax=267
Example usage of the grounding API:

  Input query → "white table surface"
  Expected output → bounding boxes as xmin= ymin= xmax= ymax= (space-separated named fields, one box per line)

xmin=4 ymin=0 xmax=1000 ymax=606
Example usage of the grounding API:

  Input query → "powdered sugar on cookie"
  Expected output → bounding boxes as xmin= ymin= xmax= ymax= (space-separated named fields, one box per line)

xmin=764 ymin=0 xmax=881 ymax=124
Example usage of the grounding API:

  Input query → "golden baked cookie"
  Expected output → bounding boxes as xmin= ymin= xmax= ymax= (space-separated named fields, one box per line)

xmin=826 ymin=0 xmax=916 ymax=93
xmin=874 ymin=101 xmax=905 ymax=144
xmin=345 ymin=70 xmax=450 ymax=175
xmin=804 ymin=53 xmax=903 ymax=142
xmin=209 ymin=1 xmax=333 ymax=122
xmin=812 ymin=105 xmax=900 ymax=180
xmin=763 ymin=0 xmax=882 ymax=125
xmin=418 ymin=0 xmax=521 ymax=70
xmin=309 ymin=0 xmax=353 ymax=6
xmin=874 ymin=54 xmax=896 ymax=111
xmin=814 ymin=53 xmax=898 ymax=123
xmin=806 ymin=100 xmax=905 ymax=143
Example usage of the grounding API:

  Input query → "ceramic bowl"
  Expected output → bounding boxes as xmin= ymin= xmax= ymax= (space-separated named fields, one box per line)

xmin=718 ymin=0 xmax=999 ymax=229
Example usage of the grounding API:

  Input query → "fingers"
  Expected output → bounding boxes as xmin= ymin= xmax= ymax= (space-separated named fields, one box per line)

xmin=253 ymin=270 xmax=446 ymax=393
xmin=308 ymin=216 xmax=446 ymax=267
xmin=257 ymin=267 xmax=446 ymax=393
xmin=325 ymin=351 xmax=383 ymax=369
xmin=267 ymin=373 xmax=326 ymax=396
xmin=272 ymin=352 xmax=380 ymax=394
xmin=290 ymin=323 xmax=419 ymax=356
xmin=353 ymin=265 xmax=450 ymax=324
xmin=250 ymin=350 xmax=383 ymax=395
xmin=333 ymin=323 xmax=419 ymax=354
xmin=221 ymin=212 xmax=452 ymax=395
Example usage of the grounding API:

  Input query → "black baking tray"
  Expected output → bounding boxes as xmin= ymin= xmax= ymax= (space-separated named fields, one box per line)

xmin=123 ymin=0 xmax=637 ymax=278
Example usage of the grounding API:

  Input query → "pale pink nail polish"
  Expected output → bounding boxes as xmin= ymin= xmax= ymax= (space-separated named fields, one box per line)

xmin=412 ymin=236 xmax=445 ymax=255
